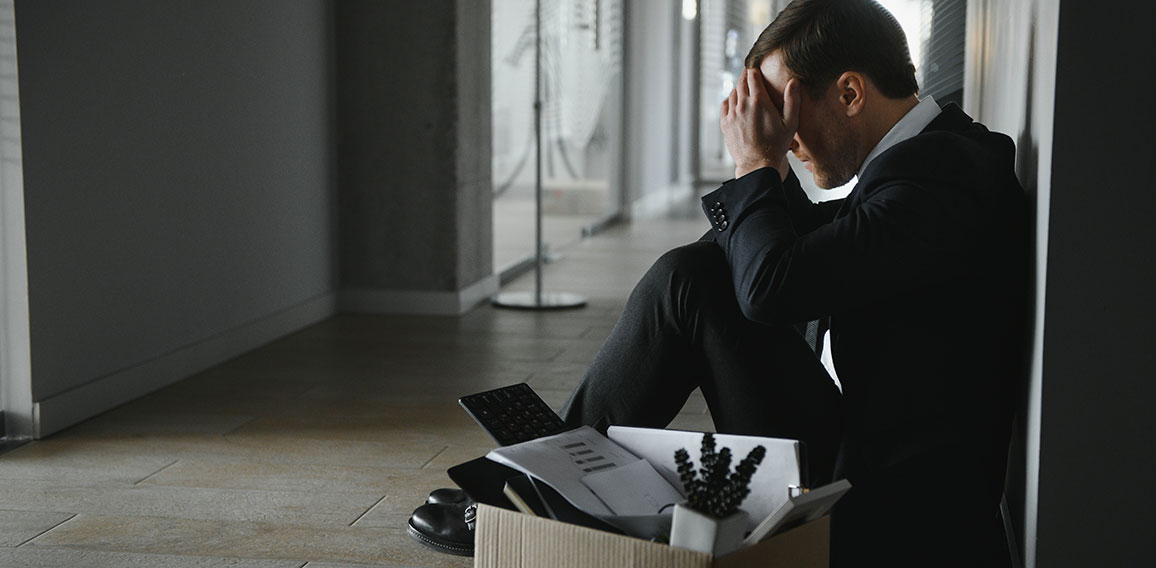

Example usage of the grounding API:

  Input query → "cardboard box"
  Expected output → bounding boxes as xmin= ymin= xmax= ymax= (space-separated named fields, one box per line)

xmin=474 ymin=504 xmax=830 ymax=568
xmin=472 ymin=426 xmax=832 ymax=567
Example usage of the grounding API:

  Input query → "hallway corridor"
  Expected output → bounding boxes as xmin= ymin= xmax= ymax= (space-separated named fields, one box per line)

xmin=0 ymin=213 xmax=708 ymax=567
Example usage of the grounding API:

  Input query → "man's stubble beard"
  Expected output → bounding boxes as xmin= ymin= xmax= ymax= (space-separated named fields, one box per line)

xmin=809 ymin=128 xmax=861 ymax=190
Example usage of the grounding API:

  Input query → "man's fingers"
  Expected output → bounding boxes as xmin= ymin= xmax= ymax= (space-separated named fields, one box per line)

xmin=737 ymin=68 xmax=750 ymax=98
xmin=746 ymin=67 xmax=766 ymax=102
xmin=720 ymin=86 xmax=737 ymax=127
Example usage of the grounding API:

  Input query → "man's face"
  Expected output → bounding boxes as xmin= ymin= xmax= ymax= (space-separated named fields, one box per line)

xmin=759 ymin=51 xmax=861 ymax=189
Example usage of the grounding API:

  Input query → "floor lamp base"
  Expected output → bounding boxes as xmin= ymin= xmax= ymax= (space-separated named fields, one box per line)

xmin=491 ymin=291 xmax=587 ymax=310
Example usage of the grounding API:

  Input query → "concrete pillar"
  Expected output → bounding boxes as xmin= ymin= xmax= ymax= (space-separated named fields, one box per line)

xmin=336 ymin=0 xmax=494 ymax=315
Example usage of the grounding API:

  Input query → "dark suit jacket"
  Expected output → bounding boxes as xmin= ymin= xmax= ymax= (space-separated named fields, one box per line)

xmin=701 ymin=103 xmax=1028 ymax=565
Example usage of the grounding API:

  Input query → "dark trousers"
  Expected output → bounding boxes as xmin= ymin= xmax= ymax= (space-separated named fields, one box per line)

xmin=560 ymin=241 xmax=843 ymax=487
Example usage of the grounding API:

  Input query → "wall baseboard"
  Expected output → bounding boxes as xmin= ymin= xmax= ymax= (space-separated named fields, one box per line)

xmin=339 ymin=274 xmax=499 ymax=316
xmin=32 ymin=293 xmax=338 ymax=438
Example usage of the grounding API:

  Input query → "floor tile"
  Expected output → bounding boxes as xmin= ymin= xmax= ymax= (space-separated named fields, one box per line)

xmin=143 ymin=459 xmax=453 ymax=498
xmin=349 ymin=494 xmax=422 ymax=529
xmin=24 ymin=430 xmax=447 ymax=469
xmin=0 ymin=444 xmax=177 ymax=485
xmin=667 ymin=413 xmax=717 ymax=433
xmin=304 ymin=563 xmax=395 ymax=568
xmin=0 ymin=548 xmax=305 ymax=568
xmin=419 ymin=445 xmax=493 ymax=472
xmin=67 ymin=410 xmax=255 ymax=437
xmin=0 ymin=479 xmax=380 ymax=526
xmin=0 ymin=510 xmax=72 ymax=547
xmin=28 ymin=514 xmax=470 ymax=568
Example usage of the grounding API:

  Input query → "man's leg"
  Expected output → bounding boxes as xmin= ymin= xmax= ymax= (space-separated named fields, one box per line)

xmin=561 ymin=241 xmax=842 ymax=485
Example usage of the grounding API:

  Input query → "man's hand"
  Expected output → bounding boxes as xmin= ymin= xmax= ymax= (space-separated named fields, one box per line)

xmin=720 ymin=68 xmax=799 ymax=180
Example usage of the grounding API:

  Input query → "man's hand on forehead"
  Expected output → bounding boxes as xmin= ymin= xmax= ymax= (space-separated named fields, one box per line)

xmin=720 ymin=67 xmax=800 ymax=181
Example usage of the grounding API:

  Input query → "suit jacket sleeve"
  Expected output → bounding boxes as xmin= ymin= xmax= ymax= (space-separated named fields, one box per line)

xmin=780 ymin=168 xmax=843 ymax=234
xmin=701 ymin=165 xmax=979 ymax=325
xmin=701 ymin=169 xmax=841 ymax=245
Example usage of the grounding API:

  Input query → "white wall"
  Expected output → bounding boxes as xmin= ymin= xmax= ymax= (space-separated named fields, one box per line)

xmin=15 ymin=0 xmax=338 ymax=436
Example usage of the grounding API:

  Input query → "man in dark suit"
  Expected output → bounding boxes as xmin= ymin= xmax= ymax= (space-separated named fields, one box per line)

xmin=561 ymin=0 xmax=1027 ymax=565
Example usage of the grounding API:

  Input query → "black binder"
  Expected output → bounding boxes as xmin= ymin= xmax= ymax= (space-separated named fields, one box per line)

xmin=447 ymin=456 xmax=622 ymax=534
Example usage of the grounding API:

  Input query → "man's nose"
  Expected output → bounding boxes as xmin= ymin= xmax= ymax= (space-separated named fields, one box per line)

xmin=789 ymin=136 xmax=800 ymax=153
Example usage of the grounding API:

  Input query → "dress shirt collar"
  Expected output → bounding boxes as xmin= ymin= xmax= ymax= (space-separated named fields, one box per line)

xmin=857 ymin=95 xmax=941 ymax=177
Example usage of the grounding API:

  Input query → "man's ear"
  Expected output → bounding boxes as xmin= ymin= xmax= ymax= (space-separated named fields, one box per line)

xmin=835 ymin=71 xmax=866 ymax=117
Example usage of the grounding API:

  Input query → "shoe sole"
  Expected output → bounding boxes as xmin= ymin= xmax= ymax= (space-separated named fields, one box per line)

xmin=407 ymin=520 xmax=475 ymax=557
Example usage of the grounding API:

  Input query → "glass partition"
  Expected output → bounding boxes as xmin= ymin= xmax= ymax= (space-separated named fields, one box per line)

xmin=492 ymin=0 xmax=625 ymax=275
xmin=696 ymin=0 xmax=775 ymax=182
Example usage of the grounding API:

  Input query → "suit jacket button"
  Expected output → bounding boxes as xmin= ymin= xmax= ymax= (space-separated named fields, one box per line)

xmin=719 ymin=220 xmax=728 ymax=230
xmin=713 ymin=201 xmax=722 ymax=209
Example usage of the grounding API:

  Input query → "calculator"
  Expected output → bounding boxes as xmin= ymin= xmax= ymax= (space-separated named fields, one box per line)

xmin=458 ymin=383 xmax=574 ymax=446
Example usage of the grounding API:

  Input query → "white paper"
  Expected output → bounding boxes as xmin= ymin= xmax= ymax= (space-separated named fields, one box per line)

xmin=486 ymin=426 xmax=646 ymax=516
xmin=580 ymin=458 xmax=685 ymax=516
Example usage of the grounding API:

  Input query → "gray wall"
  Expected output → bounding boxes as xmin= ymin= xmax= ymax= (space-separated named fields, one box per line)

xmin=16 ymin=1 xmax=336 ymax=402
xmin=623 ymin=0 xmax=681 ymax=210
xmin=1035 ymin=1 xmax=1156 ymax=565
xmin=336 ymin=0 xmax=492 ymax=294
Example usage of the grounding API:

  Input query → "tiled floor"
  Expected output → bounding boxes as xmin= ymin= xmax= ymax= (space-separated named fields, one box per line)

xmin=0 ymin=211 xmax=711 ymax=567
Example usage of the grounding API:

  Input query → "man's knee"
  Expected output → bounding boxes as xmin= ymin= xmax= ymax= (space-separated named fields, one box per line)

xmin=629 ymin=242 xmax=736 ymax=317
xmin=646 ymin=242 xmax=729 ymax=287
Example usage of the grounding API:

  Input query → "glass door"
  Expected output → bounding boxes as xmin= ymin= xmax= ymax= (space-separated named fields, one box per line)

xmin=492 ymin=0 xmax=625 ymax=276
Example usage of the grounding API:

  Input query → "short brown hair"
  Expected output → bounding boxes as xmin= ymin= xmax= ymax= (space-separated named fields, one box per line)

xmin=745 ymin=0 xmax=919 ymax=99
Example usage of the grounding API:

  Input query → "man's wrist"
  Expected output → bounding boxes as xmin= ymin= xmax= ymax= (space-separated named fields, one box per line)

xmin=735 ymin=157 xmax=790 ymax=181
xmin=735 ymin=162 xmax=772 ymax=179
xmin=734 ymin=163 xmax=781 ymax=180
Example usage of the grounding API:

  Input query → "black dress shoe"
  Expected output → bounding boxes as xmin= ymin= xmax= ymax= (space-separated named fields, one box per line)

xmin=426 ymin=487 xmax=469 ymax=505
xmin=407 ymin=498 xmax=476 ymax=557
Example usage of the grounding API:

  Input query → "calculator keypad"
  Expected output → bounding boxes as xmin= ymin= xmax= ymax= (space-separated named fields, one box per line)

xmin=459 ymin=383 xmax=572 ymax=446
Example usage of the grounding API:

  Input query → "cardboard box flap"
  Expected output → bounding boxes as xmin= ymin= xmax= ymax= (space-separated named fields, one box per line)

xmin=475 ymin=504 xmax=830 ymax=568
xmin=714 ymin=516 xmax=830 ymax=568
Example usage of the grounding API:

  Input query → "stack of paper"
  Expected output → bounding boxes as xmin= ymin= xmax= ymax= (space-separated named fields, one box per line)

xmin=487 ymin=426 xmax=684 ymax=518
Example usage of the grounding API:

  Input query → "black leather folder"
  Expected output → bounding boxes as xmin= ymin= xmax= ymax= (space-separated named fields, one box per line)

xmin=447 ymin=456 xmax=519 ymax=511
xmin=447 ymin=456 xmax=623 ymax=535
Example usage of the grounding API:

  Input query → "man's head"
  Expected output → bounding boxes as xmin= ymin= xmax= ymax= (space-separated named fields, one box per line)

xmin=745 ymin=0 xmax=920 ymax=188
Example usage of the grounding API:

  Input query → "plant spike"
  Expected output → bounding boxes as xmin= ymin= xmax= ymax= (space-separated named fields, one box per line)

xmin=673 ymin=434 xmax=767 ymax=519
